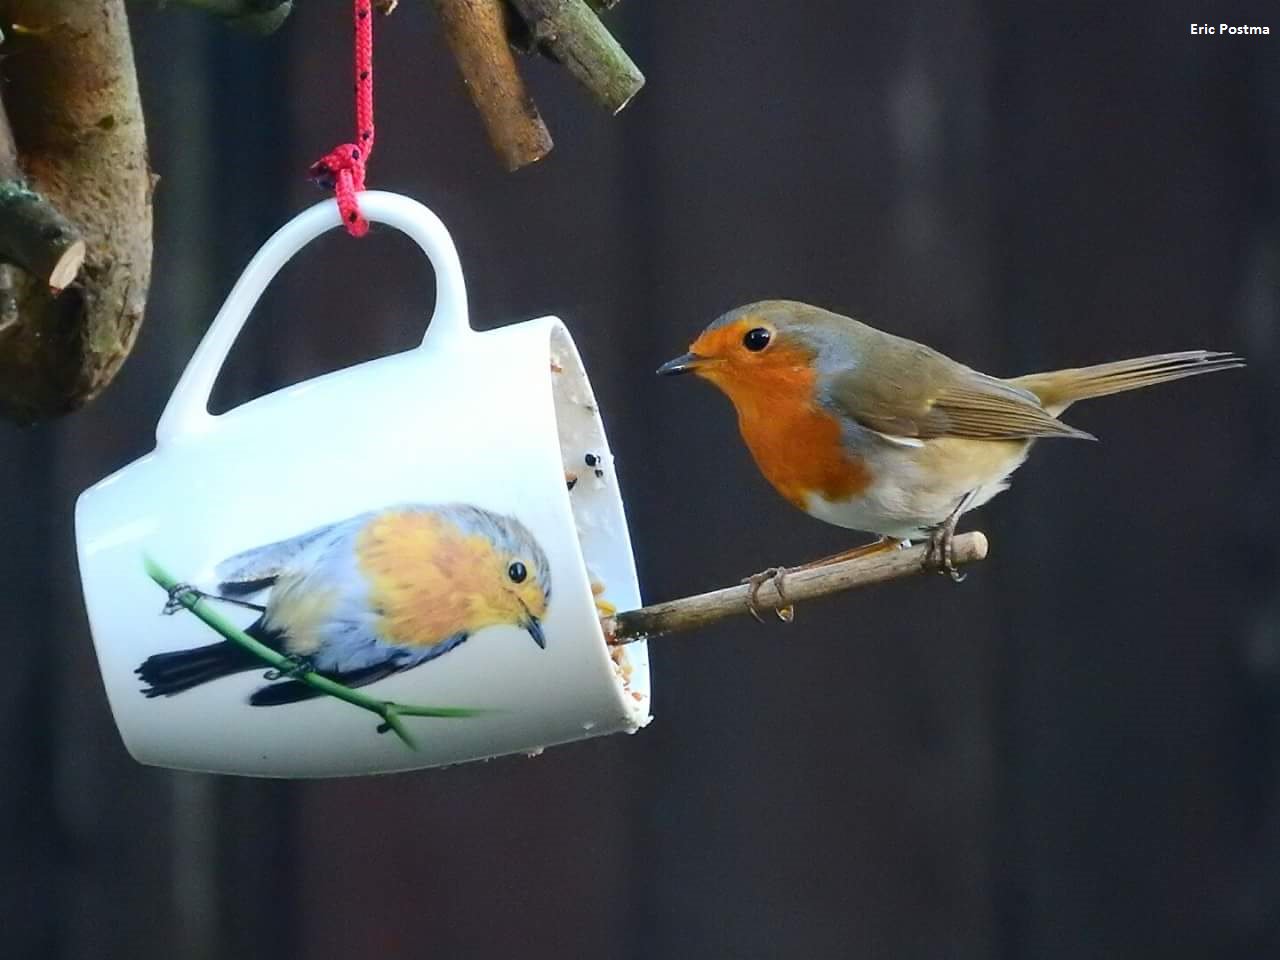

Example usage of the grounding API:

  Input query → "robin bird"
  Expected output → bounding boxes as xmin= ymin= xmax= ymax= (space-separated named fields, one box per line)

xmin=659 ymin=300 xmax=1243 ymax=616
xmin=137 ymin=504 xmax=551 ymax=705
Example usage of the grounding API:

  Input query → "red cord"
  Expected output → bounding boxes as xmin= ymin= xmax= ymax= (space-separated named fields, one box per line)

xmin=309 ymin=0 xmax=375 ymax=237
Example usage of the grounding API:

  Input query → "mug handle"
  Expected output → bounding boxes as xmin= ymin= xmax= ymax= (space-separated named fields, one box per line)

xmin=156 ymin=191 xmax=470 ymax=445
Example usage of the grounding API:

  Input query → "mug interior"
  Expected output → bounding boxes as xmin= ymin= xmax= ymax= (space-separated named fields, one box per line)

xmin=548 ymin=325 xmax=650 ymax=726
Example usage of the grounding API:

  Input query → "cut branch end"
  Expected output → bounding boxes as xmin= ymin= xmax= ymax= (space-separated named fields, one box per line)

xmin=0 ymin=181 xmax=87 ymax=292
xmin=508 ymin=0 xmax=644 ymax=114
xmin=49 ymin=238 xmax=86 ymax=293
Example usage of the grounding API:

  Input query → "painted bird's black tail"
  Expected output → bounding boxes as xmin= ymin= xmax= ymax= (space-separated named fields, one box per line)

xmin=137 ymin=632 xmax=266 ymax=698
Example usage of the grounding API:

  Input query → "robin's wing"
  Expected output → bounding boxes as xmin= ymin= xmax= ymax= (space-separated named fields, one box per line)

xmin=216 ymin=517 xmax=355 ymax=590
xmin=824 ymin=344 xmax=1095 ymax=442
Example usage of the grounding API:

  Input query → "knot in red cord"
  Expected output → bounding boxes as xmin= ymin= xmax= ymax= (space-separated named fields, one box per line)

xmin=309 ymin=143 xmax=369 ymax=236
xmin=310 ymin=0 xmax=375 ymax=237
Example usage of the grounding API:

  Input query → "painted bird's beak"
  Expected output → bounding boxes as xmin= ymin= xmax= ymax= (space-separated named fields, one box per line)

xmin=656 ymin=352 xmax=706 ymax=376
xmin=524 ymin=616 xmax=546 ymax=649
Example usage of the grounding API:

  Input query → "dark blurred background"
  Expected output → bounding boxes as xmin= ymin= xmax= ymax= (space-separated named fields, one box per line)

xmin=2 ymin=2 xmax=1277 ymax=957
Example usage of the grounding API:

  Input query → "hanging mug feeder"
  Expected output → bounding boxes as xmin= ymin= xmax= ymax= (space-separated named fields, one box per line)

xmin=75 ymin=191 xmax=650 ymax=777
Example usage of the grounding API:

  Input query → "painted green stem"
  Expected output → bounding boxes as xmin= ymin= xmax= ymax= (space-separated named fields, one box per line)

xmin=143 ymin=556 xmax=486 ymax=749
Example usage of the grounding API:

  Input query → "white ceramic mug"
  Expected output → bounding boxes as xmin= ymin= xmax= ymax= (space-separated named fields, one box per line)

xmin=75 ymin=192 xmax=650 ymax=777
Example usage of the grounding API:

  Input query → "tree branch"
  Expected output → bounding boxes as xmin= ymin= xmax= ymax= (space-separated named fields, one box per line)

xmin=507 ymin=0 xmax=644 ymax=114
xmin=604 ymin=533 xmax=990 ymax=643
xmin=430 ymin=0 xmax=554 ymax=171
xmin=0 ymin=0 xmax=153 ymax=423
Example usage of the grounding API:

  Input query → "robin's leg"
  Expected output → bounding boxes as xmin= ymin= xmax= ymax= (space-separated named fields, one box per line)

xmin=742 ymin=536 xmax=902 ymax=623
xmin=924 ymin=491 xmax=978 ymax=582
xmin=162 ymin=583 xmax=267 ymax=615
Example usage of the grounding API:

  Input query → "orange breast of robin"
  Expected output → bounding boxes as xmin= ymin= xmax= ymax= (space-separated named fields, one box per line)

xmin=702 ymin=339 xmax=873 ymax=509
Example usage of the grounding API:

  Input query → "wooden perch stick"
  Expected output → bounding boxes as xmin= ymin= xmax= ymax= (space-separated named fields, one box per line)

xmin=0 ymin=181 xmax=85 ymax=293
xmin=432 ymin=0 xmax=554 ymax=171
xmin=604 ymin=532 xmax=990 ymax=644
xmin=507 ymin=0 xmax=644 ymax=113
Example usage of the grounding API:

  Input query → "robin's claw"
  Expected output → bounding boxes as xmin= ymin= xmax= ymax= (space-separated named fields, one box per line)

xmin=922 ymin=489 xmax=976 ymax=583
xmin=924 ymin=527 xmax=967 ymax=583
xmin=163 ymin=583 xmax=201 ymax=615
xmin=741 ymin=567 xmax=796 ymax=623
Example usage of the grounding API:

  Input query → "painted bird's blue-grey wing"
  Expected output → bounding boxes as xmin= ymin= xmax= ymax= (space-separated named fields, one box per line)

xmin=216 ymin=518 xmax=350 ymax=589
xmin=246 ymin=633 xmax=470 ymax=705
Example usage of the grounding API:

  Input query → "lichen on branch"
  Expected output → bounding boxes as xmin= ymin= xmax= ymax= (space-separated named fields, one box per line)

xmin=506 ymin=0 xmax=644 ymax=113
xmin=0 ymin=181 xmax=86 ymax=293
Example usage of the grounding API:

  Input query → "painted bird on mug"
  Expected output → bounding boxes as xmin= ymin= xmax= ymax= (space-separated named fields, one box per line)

xmin=137 ymin=504 xmax=551 ymax=705
xmin=659 ymin=300 xmax=1243 ymax=606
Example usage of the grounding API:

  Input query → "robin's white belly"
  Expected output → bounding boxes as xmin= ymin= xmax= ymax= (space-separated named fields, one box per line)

xmin=802 ymin=438 xmax=1032 ymax=539
xmin=803 ymin=481 xmax=1010 ymax=540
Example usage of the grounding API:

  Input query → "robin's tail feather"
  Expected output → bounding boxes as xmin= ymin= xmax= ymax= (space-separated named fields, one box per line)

xmin=1010 ymin=351 xmax=1244 ymax=414
xmin=137 ymin=619 xmax=279 ymax=697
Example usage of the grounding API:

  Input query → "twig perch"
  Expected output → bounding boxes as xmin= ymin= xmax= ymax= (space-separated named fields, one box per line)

xmin=604 ymin=533 xmax=990 ymax=644
xmin=507 ymin=0 xmax=644 ymax=113
xmin=143 ymin=557 xmax=488 ymax=750
xmin=431 ymin=0 xmax=554 ymax=171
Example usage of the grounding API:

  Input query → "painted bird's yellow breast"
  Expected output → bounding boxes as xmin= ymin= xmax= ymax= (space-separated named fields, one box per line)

xmin=356 ymin=511 xmax=499 ymax=649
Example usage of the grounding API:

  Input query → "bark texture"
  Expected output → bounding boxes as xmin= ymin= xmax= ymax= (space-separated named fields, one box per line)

xmin=432 ymin=0 xmax=554 ymax=170
xmin=508 ymin=0 xmax=644 ymax=113
xmin=0 ymin=0 xmax=153 ymax=423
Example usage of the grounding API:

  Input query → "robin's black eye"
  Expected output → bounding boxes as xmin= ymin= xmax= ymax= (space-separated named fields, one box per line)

xmin=508 ymin=561 xmax=527 ymax=584
xmin=743 ymin=327 xmax=772 ymax=352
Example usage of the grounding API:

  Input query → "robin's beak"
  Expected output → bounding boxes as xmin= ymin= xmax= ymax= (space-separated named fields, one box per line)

xmin=657 ymin=352 xmax=706 ymax=376
xmin=524 ymin=616 xmax=546 ymax=649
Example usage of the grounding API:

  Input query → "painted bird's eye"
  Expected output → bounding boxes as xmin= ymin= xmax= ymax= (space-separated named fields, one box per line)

xmin=743 ymin=327 xmax=772 ymax=352
xmin=507 ymin=561 xmax=528 ymax=584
